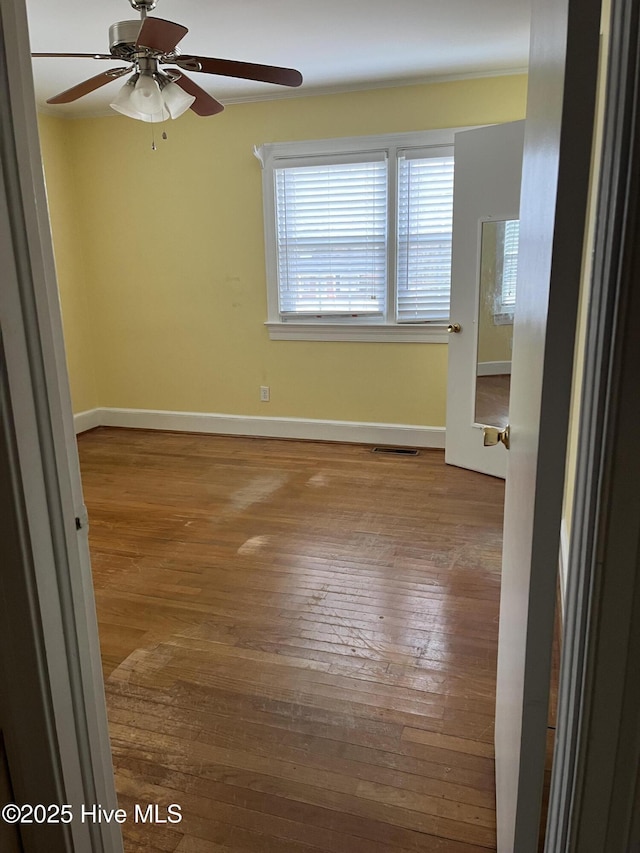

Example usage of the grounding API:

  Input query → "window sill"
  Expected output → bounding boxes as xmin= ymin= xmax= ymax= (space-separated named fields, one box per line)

xmin=265 ymin=322 xmax=450 ymax=343
xmin=493 ymin=312 xmax=515 ymax=326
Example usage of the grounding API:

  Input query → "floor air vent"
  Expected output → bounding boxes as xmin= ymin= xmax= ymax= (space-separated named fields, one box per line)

xmin=372 ymin=446 xmax=420 ymax=456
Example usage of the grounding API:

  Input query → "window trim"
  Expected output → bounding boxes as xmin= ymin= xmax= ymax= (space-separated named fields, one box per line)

xmin=255 ymin=127 xmax=478 ymax=342
xmin=264 ymin=321 xmax=450 ymax=343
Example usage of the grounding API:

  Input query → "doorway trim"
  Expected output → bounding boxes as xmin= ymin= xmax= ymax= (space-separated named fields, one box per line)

xmin=546 ymin=0 xmax=640 ymax=847
xmin=0 ymin=0 xmax=121 ymax=850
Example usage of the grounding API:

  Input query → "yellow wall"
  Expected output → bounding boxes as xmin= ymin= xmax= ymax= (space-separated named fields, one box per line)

xmin=39 ymin=115 xmax=99 ymax=413
xmin=40 ymin=74 xmax=527 ymax=425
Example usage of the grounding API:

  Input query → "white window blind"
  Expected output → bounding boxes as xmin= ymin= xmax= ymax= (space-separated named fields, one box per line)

xmin=501 ymin=219 xmax=520 ymax=310
xmin=396 ymin=154 xmax=455 ymax=322
xmin=275 ymin=158 xmax=388 ymax=316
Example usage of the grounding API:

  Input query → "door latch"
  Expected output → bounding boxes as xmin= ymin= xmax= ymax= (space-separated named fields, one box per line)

xmin=483 ymin=424 xmax=510 ymax=450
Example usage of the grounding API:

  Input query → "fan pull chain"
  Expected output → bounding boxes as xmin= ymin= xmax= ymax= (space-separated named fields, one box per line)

xmin=149 ymin=127 xmax=168 ymax=151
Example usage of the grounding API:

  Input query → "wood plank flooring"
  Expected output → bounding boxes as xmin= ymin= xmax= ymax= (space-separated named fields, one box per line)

xmin=78 ymin=428 xmax=506 ymax=853
xmin=474 ymin=376 xmax=510 ymax=429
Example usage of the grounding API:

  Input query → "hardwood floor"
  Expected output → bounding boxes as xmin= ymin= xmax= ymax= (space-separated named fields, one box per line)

xmin=79 ymin=428 xmax=506 ymax=852
xmin=474 ymin=376 xmax=510 ymax=429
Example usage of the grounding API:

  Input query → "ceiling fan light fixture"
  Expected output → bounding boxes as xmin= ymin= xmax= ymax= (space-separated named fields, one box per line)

xmin=130 ymin=70 xmax=165 ymax=114
xmin=138 ymin=107 xmax=171 ymax=123
xmin=110 ymin=74 xmax=171 ymax=122
xmin=36 ymin=1 xmax=302 ymax=120
xmin=161 ymin=81 xmax=196 ymax=119
xmin=109 ymin=78 xmax=142 ymax=118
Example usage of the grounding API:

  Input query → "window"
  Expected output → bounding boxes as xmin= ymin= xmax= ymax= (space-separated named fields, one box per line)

xmin=500 ymin=218 xmax=519 ymax=311
xmin=256 ymin=130 xmax=464 ymax=342
xmin=493 ymin=218 xmax=519 ymax=324
xmin=275 ymin=156 xmax=388 ymax=318
xmin=397 ymin=154 xmax=455 ymax=323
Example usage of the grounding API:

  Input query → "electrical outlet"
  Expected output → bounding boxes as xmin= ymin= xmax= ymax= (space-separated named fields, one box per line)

xmin=260 ymin=385 xmax=270 ymax=402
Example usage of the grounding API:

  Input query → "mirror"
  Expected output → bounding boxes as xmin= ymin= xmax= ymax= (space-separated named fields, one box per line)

xmin=474 ymin=219 xmax=519 ymax=428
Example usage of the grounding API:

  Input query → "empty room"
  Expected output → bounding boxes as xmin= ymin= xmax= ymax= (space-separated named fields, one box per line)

xmin=2 ymin=0 xmax=617 ymax=851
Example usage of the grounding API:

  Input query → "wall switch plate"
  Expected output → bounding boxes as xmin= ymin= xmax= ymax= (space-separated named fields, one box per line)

xmin=260 ymin=385 xmax=270 ymax=402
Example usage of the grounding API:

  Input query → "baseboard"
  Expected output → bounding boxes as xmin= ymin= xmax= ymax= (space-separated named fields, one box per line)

xmin=74 ymin=406 xmax=446 ymax=448
xmin=477 ymin=360 xmax=512 ymax=376
xmin=73 ymin=408 xmax=102 ymax=434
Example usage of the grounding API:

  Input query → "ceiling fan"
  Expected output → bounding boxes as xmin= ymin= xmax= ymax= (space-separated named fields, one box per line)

xmin=32 ymin=0 xmax=303 ymax=122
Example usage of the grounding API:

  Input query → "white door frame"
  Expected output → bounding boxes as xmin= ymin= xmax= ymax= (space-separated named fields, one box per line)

xmin=0 ymin=0 xmax=121 ymax=850
xmin=546 ymin=0 xmax=640 ymax=847
xmin=494 ymin=0 xmax=602 ymax=844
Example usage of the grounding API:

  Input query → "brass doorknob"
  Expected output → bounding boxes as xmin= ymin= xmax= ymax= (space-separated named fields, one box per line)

xmin=483 ymin=425 xmax=510 ymax=450
xmin=447 ymin=323 xmax=462 ymax=333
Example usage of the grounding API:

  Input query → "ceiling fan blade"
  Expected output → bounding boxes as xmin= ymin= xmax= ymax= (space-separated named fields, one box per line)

xmin=136 ymin=17 xmax=188 ymax=54
xmin=46 ymin=67 xmax=130 ymax=104
xmin=176 ymin=55 xmax=303 ymax=88
xmin=173 ymin=73 xmax=224 ymax=116
xmin=32 ymin=52 xmax=115 ymax=59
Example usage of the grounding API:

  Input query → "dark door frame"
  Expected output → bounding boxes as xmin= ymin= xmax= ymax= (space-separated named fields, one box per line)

xmin=546 ymin=0 xmax=640 ymax=848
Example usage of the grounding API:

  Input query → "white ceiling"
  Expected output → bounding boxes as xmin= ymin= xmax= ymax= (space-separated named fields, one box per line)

xmin=26 ymin=0 xmax=531 ymax=117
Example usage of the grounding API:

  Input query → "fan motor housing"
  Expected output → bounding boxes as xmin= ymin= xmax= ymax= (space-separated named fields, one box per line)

xmin=129 ymin=0 xmax=157 ymax=10
xmin=109 ymin=20 xmax=143 ymax=57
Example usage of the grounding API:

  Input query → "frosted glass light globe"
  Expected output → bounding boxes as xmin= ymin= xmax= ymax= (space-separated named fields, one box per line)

xmin=131 ymin=72 xmax=165 ymax=116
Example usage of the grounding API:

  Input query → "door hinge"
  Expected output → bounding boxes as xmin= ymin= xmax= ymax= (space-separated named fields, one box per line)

xmin=75 ymin=505 xmax=89 ymax=531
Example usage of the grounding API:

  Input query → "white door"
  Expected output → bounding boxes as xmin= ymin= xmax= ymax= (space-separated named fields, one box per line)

xmin=494 ymin=0 xmax=602 ymax=849
xmin=445 ymin=121 xmax=525 ymax=479
xmin=0 ymin=0 xmax=121 ymax=850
